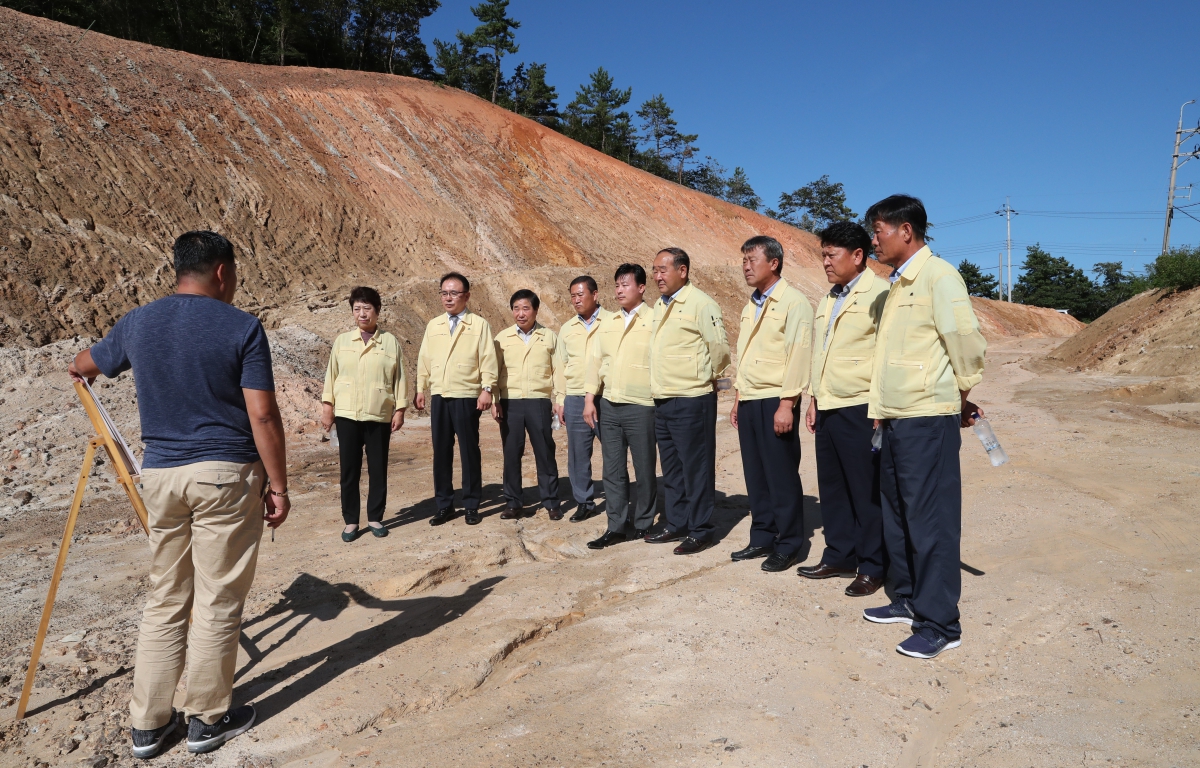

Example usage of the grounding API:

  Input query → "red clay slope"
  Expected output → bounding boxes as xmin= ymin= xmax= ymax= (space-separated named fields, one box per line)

xmin=0 ymin=9 xmax=1079 ymax=347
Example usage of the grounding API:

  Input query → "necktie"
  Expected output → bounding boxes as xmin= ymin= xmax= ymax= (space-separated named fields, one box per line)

xmin=449 ymin=315 xmax=459 ymax=335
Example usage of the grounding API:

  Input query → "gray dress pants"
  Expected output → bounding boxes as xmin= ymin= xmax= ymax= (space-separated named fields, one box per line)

xmin=598 ymin=398 xmax=658 ymax=533
xmin=499 ymin=399 xmax=561 ymax=510
xmin=563 ymin=395 xmax=600 ymax=505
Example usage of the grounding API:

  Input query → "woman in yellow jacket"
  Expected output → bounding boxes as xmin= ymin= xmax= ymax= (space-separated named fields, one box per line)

xmin=321 ymin=287 xmax=408 ymax=542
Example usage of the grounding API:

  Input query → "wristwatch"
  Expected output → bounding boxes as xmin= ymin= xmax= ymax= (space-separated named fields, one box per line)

xmin=482 ymin=386 xmax=492 ymax=393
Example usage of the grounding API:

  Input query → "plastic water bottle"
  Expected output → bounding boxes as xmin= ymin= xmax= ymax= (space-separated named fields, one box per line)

xmin=871 ymin=424 xmax=883 ymax=454
xmin=971 ymin=416 xmax=1008 ymax=467
xmin=328 ymin=426 xmax=339 ymax=448
xmin=551 ymin=411 xmax=561 ymax=431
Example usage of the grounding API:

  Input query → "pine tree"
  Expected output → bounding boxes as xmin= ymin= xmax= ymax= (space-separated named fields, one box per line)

xmin=465 ymin=0 xmax=520 ymax=104
xmin=509 ymin=63 xmax=560 ymax=126
xmin=565 ymin=68 xmax=633 ymax=156
xmin=956 ymin=260 xmax=999 ymax=299
xmin=724 ymin=167 xmax=760 ymax=211
xmin=767 ymin=175 xmax=856 ymax=232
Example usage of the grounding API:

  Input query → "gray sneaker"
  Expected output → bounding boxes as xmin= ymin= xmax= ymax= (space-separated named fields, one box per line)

xmin=131 ymin=711 xmax=177 ymax=759
xmin=186 ymin=704 xmax=256 ymax=754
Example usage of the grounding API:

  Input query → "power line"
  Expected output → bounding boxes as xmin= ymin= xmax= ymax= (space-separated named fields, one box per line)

xmin=1163 ymin=99 xmax=1200 ymax=253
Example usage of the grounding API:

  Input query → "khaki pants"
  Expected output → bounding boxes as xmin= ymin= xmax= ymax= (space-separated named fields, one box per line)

xmin=130 ymin=460 xmax=264 ymax=729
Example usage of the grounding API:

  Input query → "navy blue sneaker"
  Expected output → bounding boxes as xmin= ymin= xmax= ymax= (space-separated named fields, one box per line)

xmin=863 ymin=600 xmax=915 ymax=625
xmin=897 ymin=627 xmax=961 ymax=659
xmin=131 ymin=711 xmax=177 ymax=759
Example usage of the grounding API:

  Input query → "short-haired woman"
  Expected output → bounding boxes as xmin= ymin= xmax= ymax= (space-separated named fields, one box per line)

xmin=321 ymin=287 xmax=407 ymax=541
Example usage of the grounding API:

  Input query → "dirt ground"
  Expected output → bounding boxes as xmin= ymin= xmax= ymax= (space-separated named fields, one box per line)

xmin=1 ymin=335 xmax=1197 ymax=768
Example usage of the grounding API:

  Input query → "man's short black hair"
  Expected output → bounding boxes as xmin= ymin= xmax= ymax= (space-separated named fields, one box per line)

xmin=741 ymin=236 xmax=785 ymax=275
xmin=510 ymin=289 xmax=540 ymax=311
xmin=440 ymin=271 xmax=470 ymax=292
xmin=819 ymin=222 xmax=873 ymax=258
xmin=570 ymin=275 xmax=599 ymax=293
xmin=614 ymin=263 xmax=646 ymax=286
xmin=349 ymin=286 xmax=382 ymax=312
xmin=173 ymin=231 xmax=234 ymax=278
xmin=658 ymin=247 xmax=690 ymax=271
xmin=865 ymin=195 xmax=928 ymax=242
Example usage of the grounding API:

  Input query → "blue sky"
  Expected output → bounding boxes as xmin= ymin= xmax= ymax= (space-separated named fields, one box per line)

xmin=422 ymin=1 xmax=1199 ymax=278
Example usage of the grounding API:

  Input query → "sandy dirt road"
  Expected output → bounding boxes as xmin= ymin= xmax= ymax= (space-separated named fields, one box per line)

xmin=2 ymin=336 xmax=1197 ymax=767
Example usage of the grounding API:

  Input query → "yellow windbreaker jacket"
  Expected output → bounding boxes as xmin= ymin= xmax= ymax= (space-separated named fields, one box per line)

xmin=650 ymin=283 xmax=732 ymax=399
xmin=558 ymin=308 xmax=614 ymax=402
xmin=810 ymin=269 xmax=890 ymax=410
xmin=322 ymin=329 xmax=408 ymax=422
xmin=584 ymin=306 xmax=654 ymax=407
xmin=416 ymin=311 xmax=499 ymax=399
xmin=494 ymin=324 xmax=565 ymax=401
xmin=867 ymin=247 xmax=987 ymax=419
xmin=734 ymin=279 xmax=814 ymax=401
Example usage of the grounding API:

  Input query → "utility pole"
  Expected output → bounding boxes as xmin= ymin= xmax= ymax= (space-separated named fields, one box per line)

xmin=999 ymin=252 xmax=1004 ymax=301
xmin=996 ymin=198 xmax=1017 ymax=302
xmin=1163 ymin=100 xmax=1200 ymax=254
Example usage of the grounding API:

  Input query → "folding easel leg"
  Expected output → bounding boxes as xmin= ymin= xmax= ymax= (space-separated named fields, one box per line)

xmin=16 ymin=438 xmax=98 ymax=720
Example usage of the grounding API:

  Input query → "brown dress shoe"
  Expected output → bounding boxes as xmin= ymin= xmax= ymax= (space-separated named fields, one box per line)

xmin=796 ymin=562 xmax=857 ymax=579
xmin=500 ymin=506 xmax=521 ymax=520
xmin=644 ymin=528 xmax=685 ymax=544
xmin=844 ymin=573 xmax=884 ymax=597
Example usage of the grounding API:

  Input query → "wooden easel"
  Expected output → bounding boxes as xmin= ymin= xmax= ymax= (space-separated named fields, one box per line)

xmin=15 ymin=381 xmax=149 ymax=720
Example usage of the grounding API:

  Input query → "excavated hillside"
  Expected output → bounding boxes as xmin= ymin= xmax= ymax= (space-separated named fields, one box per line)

xmin=0 ymin=7 xmax=1078 ymax=358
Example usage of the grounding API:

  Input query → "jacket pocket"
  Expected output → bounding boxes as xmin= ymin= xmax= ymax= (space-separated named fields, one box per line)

xmin=365 ymin=386 xmax=394 ymax=418
xmin=880 ymin=357 xmax=928 ymax=410
xmin=825 ymin=355 xmax=871 ymax=399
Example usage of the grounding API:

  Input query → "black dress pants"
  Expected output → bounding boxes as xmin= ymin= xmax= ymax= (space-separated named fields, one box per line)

xmin=814 ymin=403 xmax=884 ymax=577
xmin=880 ymin=415 xmax=962 ymax=640
xmin=499 ymin=399 xmax=561 ymax=510
xmin=655 ymin=392 xmax=718 ymax=542
xmin=431 ymin=395 xmax=483 ymax=511
xmin=335 ymin=417 xmax=390 ymax=525
xmin=737 ymin=397 xmax=804 ymax=557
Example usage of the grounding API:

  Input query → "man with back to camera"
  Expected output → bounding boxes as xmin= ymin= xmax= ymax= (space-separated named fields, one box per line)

xmin=493 ymin=289 xmax=565 ymax=519
xmin=862 ymin=194 xmax=987 ymax=659
xmin=557 ymin=276 xmax=613 ymax=522
xmin=647 ymin=248 xmax=731 ymax=555
xmin=728 ymin=235 xmax=814 ymax=572
xmin=414 ymin=272 xmax=499 ymax=527
xmin=582 ymin=263 xmax=657 ymax=549
xmin=68 ymin=231 xmax=289 ymax=758
xmin=800 ymin=221 xmax=891 ymax=597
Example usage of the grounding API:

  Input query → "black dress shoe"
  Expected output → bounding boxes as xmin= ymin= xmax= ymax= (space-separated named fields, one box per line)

xmin=430 ymin=509 xmax=453 ymax=526
xmin=500 ymin=505 xmax=521 ymax=520
xmin=645 ymin=528 xmax=686 ymax=544
xmin=464 ymin=509 xmax=482 ymax=525
xmin=569 ymin=503 xmax=595 ymax=523
xmin=761 ymin=552 xmax=798 ymax=572
xmin=632 ymin=528 xmax=650 ymax=541
xmin=730 ymin=544 xmax=773 ymax=561
xmin=548 ymin=507 xmax=564 ymax=521
xmin=796 ymin=562 xmax=856 ymax=579
xmin=673 ymin=537 xmax=711 ymax=555
xmin=587 ymin=530 xmax=625 ymax=549
xmin=845 ymin=573 xmax=884 ymax=597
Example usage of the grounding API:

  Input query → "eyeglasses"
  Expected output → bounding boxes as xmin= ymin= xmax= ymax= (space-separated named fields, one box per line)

xmin=439 ymin=290 xmax=465 ymax=299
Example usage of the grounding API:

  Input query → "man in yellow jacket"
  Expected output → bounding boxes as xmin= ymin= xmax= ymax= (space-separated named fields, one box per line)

xmin=800 ymin=223 xmax=890 ymax=596
xmin=582 ymin=264 xmax=657 ymax=549
xmin=415 ymin=272 xmax=499 ymax=527
xmin=493 ymin=289 xmax=565 ymax=520
xmin=558 ymin=276 xmax=613 ymax=523
xmin=729 ymin=236 xmax=813 ymax=572
xmin=861 ymin=195 xmax=986 ymax=660
xmin=647 ymin=248 xmax=731 ymax=554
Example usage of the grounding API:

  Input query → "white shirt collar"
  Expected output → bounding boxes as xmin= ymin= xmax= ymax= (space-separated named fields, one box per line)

xmin=516 ymin=324 xmax=537 ymax=342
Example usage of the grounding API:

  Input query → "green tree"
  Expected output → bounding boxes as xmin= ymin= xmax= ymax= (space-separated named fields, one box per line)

xmin=1012 ymin=245 xmax=1096 ymax=319
xmin=725 ymin=167 xmax=760 ymax=212
xmin=433 ymin=33 xmax=493 ymax=96
xmin=956 ymin=260 xmax=999 ymax=299
xmin=684 ymin=156 xmax=728 ymax=198
xmin=635 ymin=94 xmax=679 ymax=179
xmin=508 ymin=62 xmax=559 ymax=126
xmin=1146 ymin=246 xmax=1200 ymax=291
xmin=565 ymin=67 xmax=633 ymax=156
xmin=767 ymin=175 xmax=856 ymax=232
xmin=464 ymin=0 xmax=519 ymax=103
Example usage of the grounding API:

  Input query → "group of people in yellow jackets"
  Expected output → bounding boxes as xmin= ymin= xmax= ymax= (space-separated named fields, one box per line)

xmin=321 ymin=194 xmax=987 ymax=659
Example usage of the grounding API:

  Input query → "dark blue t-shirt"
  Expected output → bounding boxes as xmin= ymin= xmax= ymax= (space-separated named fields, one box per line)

xmin=90 ymin=294 xmax=275 ymax=469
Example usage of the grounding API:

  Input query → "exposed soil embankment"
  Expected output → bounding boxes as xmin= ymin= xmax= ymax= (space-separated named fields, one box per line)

xmin=1048 ymin=286 xmax=1200 ymax=376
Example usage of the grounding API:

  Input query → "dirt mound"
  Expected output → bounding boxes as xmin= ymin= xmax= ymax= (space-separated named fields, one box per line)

xmin=1047 ymin=286 xmax=1200 ymax=375
xmin=970 ymin=296 xmax=1084 ymax=338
